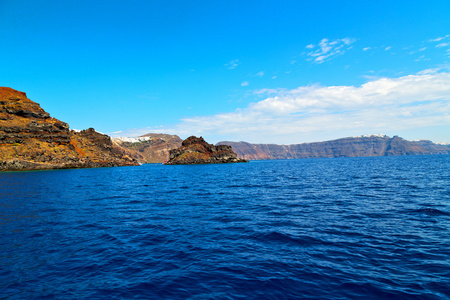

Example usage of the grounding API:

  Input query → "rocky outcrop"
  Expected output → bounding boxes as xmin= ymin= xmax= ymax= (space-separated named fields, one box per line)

xmin=112 ymin=133 xmax=183 ymax=163
xmin=217 ymin=135 xmax=450 ymax=160
xmin=165 ymin=136 xmax=248 ymax=165
xmin=0 ymin=87 xmax=138 ymax=171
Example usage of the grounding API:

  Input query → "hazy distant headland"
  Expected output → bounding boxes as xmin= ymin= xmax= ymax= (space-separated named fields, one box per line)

xmin=114 ymin=134 xmax=450 ymax=164
xmin=216 ymin=135 xmax=450 ymax=161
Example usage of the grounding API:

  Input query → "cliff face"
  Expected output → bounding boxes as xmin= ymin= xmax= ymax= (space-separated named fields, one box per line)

xmin=217 ymin=135 xmax=450 ymax=160
xmin=165 ymin=136 xmax=248 ymax=165
xmin=0 ymin=87 xmax=71 ymax=144
xmin=112 ymin=133 xmax=183 ymax=163
xmin=0 ymin=87 xmax=138 ymax=171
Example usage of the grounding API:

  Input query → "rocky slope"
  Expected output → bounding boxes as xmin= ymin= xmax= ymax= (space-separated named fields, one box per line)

xmin=0 ymin=87 xmax=138 ymax=171
xmin=217 ymin=135 xmax=450 ymax=160
xmin=112 ymin=133 xmax=183 ymax=163
xmin=165 ymin=136 xmax=248 ymax=165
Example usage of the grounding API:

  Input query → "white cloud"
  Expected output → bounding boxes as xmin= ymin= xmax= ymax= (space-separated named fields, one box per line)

xmin=436 ymin=42 xmax=450 ymax=48
xmin=225 ymin=59 xmax=239 ymax=69
xmin=409 ymin=47 xmax=428 ymax=55
xmin=251 ymin=73 xmax=450 ymax=113
xmin=429 ymin=35 xmax=450 ymax=42
xmin=108 ymin=130 xmax=123 ymax=135
xmin=241 ymin=81 xmax=249 ymax=86
xmin=306 ymin=38 xmax=356 ymax=64
xmin=272 ymin=76 xmax=277 ymax=79
xmin=142 ymin=72 xmax=450 ymax=144
xmin=415 ymin=55 xmax=430 ymax=62
xmin=363 ymin=47 xmax=371 ymax=51
xmin=255 ymin=71 xmax=264 ymax=77
xmin=385 ymin=46 xmax=392 ymax=51
xmin=417 ymin=68 xmax=441 ymax=75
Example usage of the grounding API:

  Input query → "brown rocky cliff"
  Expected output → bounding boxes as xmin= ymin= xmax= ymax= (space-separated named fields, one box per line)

xmin=165 ymin=136 xmax=248 ymax=165
xmin=0 ymin=87 xmax=138 ymax=171
xmin=0 ymin=87 xmax=71 ymax=144
xmin=217 ymin=135 xmax=450 ymax=160
xmin=112 ymin=133 xmax=183 ymax=163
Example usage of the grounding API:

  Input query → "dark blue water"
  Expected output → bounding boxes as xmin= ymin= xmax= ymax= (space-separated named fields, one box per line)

xmin=1 ymin=155 xmax=449 ymax=299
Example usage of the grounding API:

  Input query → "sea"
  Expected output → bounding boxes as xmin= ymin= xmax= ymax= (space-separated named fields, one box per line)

xmin=1 ymin=155 xmax=449 ymax=299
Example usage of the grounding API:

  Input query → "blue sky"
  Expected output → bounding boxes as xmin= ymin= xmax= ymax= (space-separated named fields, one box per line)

xmin=1 ymin=0 xmax=450 ymax=144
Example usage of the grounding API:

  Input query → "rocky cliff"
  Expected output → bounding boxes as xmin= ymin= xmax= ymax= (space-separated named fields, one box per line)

xmin=165 ymin=136 xmax=248 ymax=165
xmin=0 ymin=87 xmax=138 ymax=171
xmin=217 ymin=135 xmax=450 ymax=160
xmin=112 ymin=133 xmax=183 ymax=163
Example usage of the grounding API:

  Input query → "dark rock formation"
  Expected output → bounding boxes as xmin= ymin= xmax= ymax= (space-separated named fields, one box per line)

xmin=0 ymin=87 xmax=138 ymax=171
xmin=112 ymin=133 xmax=183 ymax=163
xmin=165 ymin=136 xmax=248 ymax=165
xmin=217 ymin=135 xmax=450 ymax=160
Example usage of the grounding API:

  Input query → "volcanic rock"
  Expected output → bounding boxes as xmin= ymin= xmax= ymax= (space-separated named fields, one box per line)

xmin=165 ymin=136 xmax=248 ymax=165
xmin=0 ymin=87 xmax=138 ymax=171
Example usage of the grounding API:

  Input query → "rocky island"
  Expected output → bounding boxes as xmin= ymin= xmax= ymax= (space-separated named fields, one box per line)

xmin=0 ymin=87 xmax=138 ymax=171
xmin=165 ymin=136 xmax=248 ymax=165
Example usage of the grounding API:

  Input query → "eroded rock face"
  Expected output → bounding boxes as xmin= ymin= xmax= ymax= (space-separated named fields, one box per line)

xmin=165 ymin=136 xmax=248 ymax=165
xmin=0 ymin=87 xmax=138 ymax=171
xmin=0 ymin=88 xmax=72 ymax=145
xmin=217 ymin=135 xmax=450 ymax=160
xmin=112 ymin=133 xmax=183 ymax=163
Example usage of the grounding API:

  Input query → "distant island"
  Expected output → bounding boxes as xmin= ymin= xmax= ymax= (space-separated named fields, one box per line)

xmin=216 ymin=135 xmax=450 ymax=160
xmin=111 ymin=134 xmax=450 ymax=163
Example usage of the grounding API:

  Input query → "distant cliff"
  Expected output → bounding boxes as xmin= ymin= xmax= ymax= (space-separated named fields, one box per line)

xmin=112 ymin=133 xmax=183 ymax=163
xmin=0 ymin=87 xmax=138 ymax=171
xmin=217 ymin=135 xmax=450 ymax=160
xmin=165 ymin=136 xmax=248 ymax=165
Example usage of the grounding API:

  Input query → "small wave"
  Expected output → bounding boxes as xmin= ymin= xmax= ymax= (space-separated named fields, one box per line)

xmin=337 ymin=282 xmax=422 ymax=299
xmin=412 ymin=208 xmax=450 ymax=216
xmin=125 ymin=199 xmax=144 ymax=205
xmin=209 ymin=215 xmax=250 ymax=223
xmin=405 ymin=184 xmax=422 ymax=190
xmin=250 ymin=231 xmax=328 ymax=247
